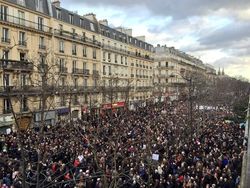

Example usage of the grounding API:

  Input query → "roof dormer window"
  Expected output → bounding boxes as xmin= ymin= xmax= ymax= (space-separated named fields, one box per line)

xmin=17 ymin=0 xmax=25 ymax=6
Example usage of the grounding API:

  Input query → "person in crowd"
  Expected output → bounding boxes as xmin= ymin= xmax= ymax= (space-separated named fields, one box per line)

xmin=0 ymin=101 xmax=244 ymax=188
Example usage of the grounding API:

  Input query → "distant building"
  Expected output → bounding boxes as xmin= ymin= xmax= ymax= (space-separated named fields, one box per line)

xmin=153 ymin=45 xmax=216 ymax=101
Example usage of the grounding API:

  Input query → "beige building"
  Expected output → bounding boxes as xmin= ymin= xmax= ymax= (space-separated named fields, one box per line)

xmin=154 ymin=45 xmax=216 ymax=101
xmin=0 ymin=0 xmax=154 ymax=130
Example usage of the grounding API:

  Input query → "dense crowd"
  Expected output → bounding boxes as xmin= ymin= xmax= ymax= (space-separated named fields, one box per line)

xmin=0 ymin=101 xmax=245 ymax=188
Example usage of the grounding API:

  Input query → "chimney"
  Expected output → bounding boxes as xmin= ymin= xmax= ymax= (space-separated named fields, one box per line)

xmin=135 ymin=36 xmax=145 ymax=42
xmin=84 ymin=13 xmax=97 ymax=22
xmin=52 ymin=0 xmax=60 ymax=7
xmin=99 ymin=19 xmax=108 ymax=26
xmin=125 ymin=29 xmax=132 ymax=36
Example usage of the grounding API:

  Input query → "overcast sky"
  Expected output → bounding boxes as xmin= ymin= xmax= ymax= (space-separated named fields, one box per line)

xmin=62 ymin=0 xmax=250 ymax=80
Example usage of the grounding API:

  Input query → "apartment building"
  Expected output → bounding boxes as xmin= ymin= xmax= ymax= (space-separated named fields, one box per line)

xmin=154 ymin=45 xmax=216 ymax=101
xmin=0 ymin=0 xmax=154 ymax=130
xmin=0 ymin=0 xmax=54 ymax=128
xmin=99 ymin=21 xmax=154 ymax=109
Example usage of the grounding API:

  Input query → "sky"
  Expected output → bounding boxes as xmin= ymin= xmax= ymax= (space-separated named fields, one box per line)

xmin=61 ymin=0 xmax=250 ymax=80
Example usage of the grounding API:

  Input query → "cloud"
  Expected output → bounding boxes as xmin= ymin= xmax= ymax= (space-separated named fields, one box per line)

xmin=61 ymin=0 xmax=250 ymax=79
xmin=62 ymin=0 xmax=250 ymax=20
xmin=198 ymin=21 xmax=250 ymax=47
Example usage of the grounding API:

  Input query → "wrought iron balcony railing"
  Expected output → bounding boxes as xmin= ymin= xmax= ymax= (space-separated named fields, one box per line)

xmin=1 ymin=37 xmax=10 ymax=44
xmin=54 ymin=29 xmax=101 ymax=47
xmin=0 ymin=14 xmax=52 ymax=34
xmin=0 ymin=60 xmax=33 ymax=71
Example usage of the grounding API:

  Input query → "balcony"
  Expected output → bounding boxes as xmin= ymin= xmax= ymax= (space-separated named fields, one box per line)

xmin=83 ymin=69 xmax=90 ymax=76
xmin=0 ymin=60 xmax=33 ymax=72
xmin=102 ymin=44 xmax=128 ymax=55
xmin=72 ymin=68 xmax=83 ymax=75
xmin=3 ymin=109 xmax=12 ymax=114
xmin=129 ymin=51 xmax=154 ymax=61
xmin=0 ymin=14 xmax=52 ymax=34
xmin=59 ymin=67 xmax=68 ymax=74
xmin=18 ymin=41 xmax=27 ymax=47
xmin=1 ymin=37 xmax=10 ymax=44
xmin=39 ymin=44 xmax=46 ymax=50
xmin=72 ymin=51 xmax=77 ymax=56
xmin=92 ymin=70 xmax=100 ymax=78
xmin=59 ymin=49 xmax=64 ymax=53
xmin=54 ymin=29 xmax=101 ymax=47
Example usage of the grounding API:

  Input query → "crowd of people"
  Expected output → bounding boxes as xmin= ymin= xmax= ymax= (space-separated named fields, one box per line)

xmin=0 ymin=100 xmax=245 ymax=188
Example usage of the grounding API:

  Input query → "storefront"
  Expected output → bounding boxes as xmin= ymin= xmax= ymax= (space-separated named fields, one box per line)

xmin=0 ymin=114 xmax=14 ymax=133
xmin=102 ymin=101 xmax=125 ymax=110
xmin=71 ymin=107 xmax=81 ymax=120
xmin=57 ymin=108 xmax=70 ymax=121
xmin=33 ymin=110 xmax=56 ymax=127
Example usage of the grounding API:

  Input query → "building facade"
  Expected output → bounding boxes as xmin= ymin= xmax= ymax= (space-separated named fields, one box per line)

xmin=154 ymin=45 xmax=216 ymax=101
xmin=0 ymin=0 xmax=154 ymax=130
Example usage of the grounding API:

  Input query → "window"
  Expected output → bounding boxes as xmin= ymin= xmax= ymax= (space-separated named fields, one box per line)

xmin=158 ymin=62 xmax=161 ymax=67
xmin=90 ymin=23 xmax=95 ymax=31
xmin=92 ymin=35 xmax=95 ymax=43
xmin=19 ymin=31 xmax=26 ymax=46
xmin=3 ymin=99 xmax=11 ymax=114
xmin=108 ymin=53 xmax=111 ymax=62
xmin=2 ymin=50 xmax=9 ymax=66
xmin=121 ymin=56 xmax=123 ymax=64
xmin=83 ymin=62 xmax=87 ymax=70
xmin=82 ymin=32 xmax=86 ymax=41
xmin=80 ymin=18 xmax=84 ymax=27
xmin=125 ymin=57 xmax=127 ymax=65
xmin=115 ymin=54 xmax=117 ymax=63
xmin=20 ymin=52 xmax=26 ymax=61
xmin=72 ymin=28 xmax=76 ymax=38
xmin=72 ymin=44 xmax=77 ymax=55
xmin=39 ymin=36 xmax=45 ymax=49
xmin=3 ymin=74 xmax=10 ymax=87
xmin=108 ymin=66 xmax=111 ymax=75
xmin=20 ymin=74 xmax=27 ymax=87
xmin=38 ymin=17 xmax=44 ymax=31
xmin=36 ymin=0 xmax=43 ymax=12
xmin=2 ymin=28 xmax=9 ymax=43
xmin=103 ymin=65 xmax=106 ymax=75
xmin=0 ymin=5 xmax=8 ymax=21
xmin=59 ymin=58 xmax=65 ymax=71
xmin=103 ymin=52 xmax=106 ymax=61
xmin=60 ymin=96 xmax=66 ymax=106
xmin=166 ymin=62 xmax=168 ymax=67
xmin=18 ymin=11 xmax=25 ymax=25
xmin=93 ymin=49 xmax=96 ymax=59
xmin=17 ymin=0 xmax=25 ymax=6
xmin=21 ymin=96 xmax=28 ymax=111
xmin=73 ymin=77 xmax=78 ymax=88
xmin=83 ymin=79 xmax=88 ymax=87
xmin=56 ymin=8 xmax=61 ymax=19
xmin=83 ymin=46 xmax=87 ymax=57
xmin=69 ymin=14 xmax=74 ymax=24
xmin=59 ymin=41 xmax=64 ymax=53
xmin=72 ymin=60 xmax=76 ymax=72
